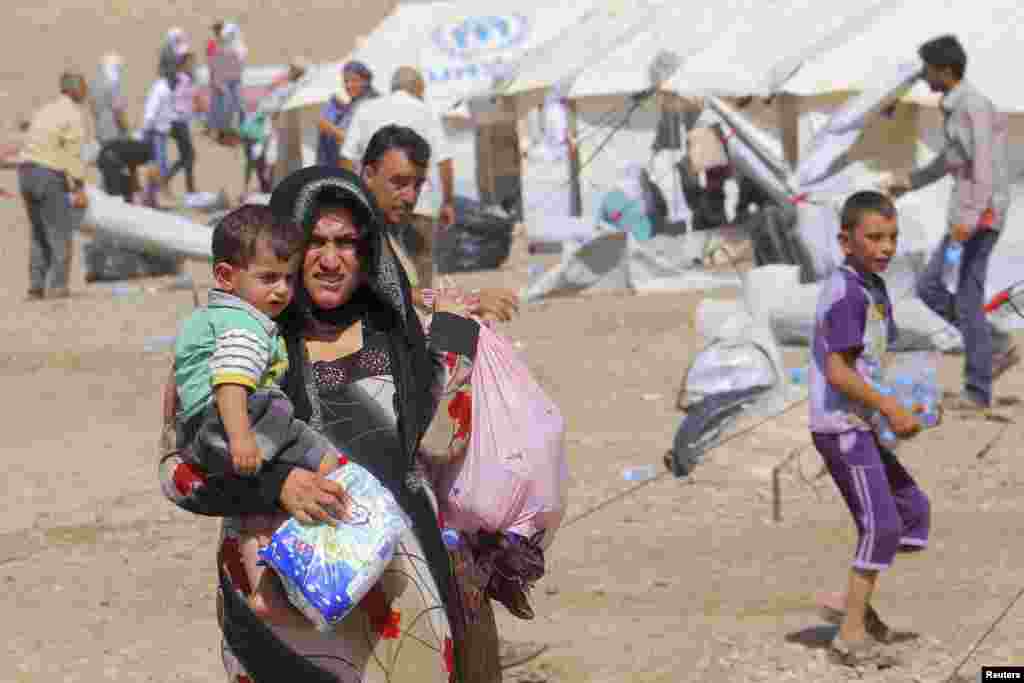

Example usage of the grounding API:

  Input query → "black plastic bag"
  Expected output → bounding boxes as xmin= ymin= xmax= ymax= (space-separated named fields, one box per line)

xmin=83 ymin=235 xmax=181 ymax=282
xmin=436 ymin=198 xmax=514 ymax=274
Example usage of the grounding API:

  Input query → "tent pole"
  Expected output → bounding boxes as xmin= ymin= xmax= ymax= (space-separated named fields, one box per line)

xmin=777 ymin=93 xmax=800 ymax=168
xmin=567 ymin=100 xmax=583 ymax=217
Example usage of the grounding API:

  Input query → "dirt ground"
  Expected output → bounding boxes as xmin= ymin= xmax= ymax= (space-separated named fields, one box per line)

xmin=3 ymin=3 xmax=1024 ymax=682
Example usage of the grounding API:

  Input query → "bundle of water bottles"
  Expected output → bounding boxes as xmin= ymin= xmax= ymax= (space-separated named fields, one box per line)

xmin=867 ymin=352 xmax=942 ymax=450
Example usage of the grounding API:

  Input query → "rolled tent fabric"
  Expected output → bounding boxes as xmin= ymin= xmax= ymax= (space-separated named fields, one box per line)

xmin=81 ymin=187 xmax=212 ymax=260
xmin=706 ymin=97 xmax=796 ymax=195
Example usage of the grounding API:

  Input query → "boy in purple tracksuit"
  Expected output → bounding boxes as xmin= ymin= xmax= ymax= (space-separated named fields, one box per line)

xmin=809 ymin=191 xmax=930 ymax=666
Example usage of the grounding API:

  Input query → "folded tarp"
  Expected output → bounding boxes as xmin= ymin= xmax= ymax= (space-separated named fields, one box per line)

xmin=521 ymin=230 xmax=741 ymax=303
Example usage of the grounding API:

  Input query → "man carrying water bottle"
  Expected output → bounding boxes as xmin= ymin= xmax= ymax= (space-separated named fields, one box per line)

xmin=888 ymin=34 xmax=1017 ymax=413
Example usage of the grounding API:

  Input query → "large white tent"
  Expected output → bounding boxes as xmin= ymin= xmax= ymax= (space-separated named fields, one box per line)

xmin=783 ymin=0 xmax=1024 ymax=110
xmin=492 ymin=0 xmax=667 ymax=97
xmin=273 ymin=0 xmax=601 ymax=198
xmin=568 ymin=0 xmax=890 ymax=100
xmin=781 ymin=0 xmax=1024 ymax=183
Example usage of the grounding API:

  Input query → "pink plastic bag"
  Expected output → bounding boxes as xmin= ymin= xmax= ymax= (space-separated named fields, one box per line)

xmin=438 ymin=324 xmax=569 ymax=548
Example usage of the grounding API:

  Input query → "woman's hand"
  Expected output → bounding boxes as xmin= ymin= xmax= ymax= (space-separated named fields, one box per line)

xmin=279 ymin=468 xmax=351 ymax=526
xmin=433 ymin=289 xmax=471 ymax=317
xmin=470 ymin=288 xmax=519 ymax=322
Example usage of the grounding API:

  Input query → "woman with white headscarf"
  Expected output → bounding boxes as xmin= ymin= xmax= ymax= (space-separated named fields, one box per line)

xmin=159 ymin=27 xmax=185 ymax=83
xmin=91 ymin=53 xmax=129 ymax=145
xmin=521 ymin=83 xmax=577 ymax=224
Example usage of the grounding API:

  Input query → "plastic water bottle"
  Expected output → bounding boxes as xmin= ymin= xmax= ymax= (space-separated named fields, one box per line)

xmin=943 ymin=242 xmax=962 ymax=293
xmin=441 ymin=527 xmax=462 ymax=550
xmin=622 ymin=464 xmax=658 ymax=482
xmin=789 ymin=366 xmax=809 ymax=385
xmin=868 ymin=381 xmax=899 ymax=448
xmin=111 ymin=283 xmax=138 ymax=297
xmin=914 ymin=364 xmax=941 ymax=428
xmin=893 ymin=376 xmax=916 ymax=410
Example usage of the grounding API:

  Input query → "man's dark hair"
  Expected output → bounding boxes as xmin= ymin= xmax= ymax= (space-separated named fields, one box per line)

xmin=840 ymin=190 xmax=896 ymax=233
xmin=362 ymin=125 xmax=431 ymax=170
xmin=919 ymin=34 xmax=967 ymax=80
xmin=60 ymin=71 xmax=84 ymax=95
xmin=212 ymin=204 xmax=305 ymax=267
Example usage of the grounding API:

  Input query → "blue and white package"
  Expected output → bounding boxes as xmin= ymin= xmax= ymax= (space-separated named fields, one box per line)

xmin=257 ymin=462 xmax=411 ymax=632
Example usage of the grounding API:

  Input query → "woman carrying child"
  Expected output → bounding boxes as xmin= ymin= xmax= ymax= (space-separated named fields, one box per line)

xmin=160 ymin=167 xmax=503 ymax=682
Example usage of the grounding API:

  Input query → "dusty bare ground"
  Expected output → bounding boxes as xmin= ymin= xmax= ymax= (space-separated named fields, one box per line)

xmin=3 ymin=3 xmax=1024 ymax=681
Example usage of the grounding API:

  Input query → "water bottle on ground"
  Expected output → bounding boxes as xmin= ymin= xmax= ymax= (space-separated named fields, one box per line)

xmin=622 ymin=464 xmax=659 ymax=482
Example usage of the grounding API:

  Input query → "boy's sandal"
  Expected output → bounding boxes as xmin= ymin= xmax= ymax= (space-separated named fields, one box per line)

xmin=819 ymin=603 xmax=894 ymax=644
xmin=829 ymin=636 xmax=902 ymax=668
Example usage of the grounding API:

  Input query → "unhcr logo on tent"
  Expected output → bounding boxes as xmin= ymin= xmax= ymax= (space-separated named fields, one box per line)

xmin=433 ymin=15 xmax=529 ymax=58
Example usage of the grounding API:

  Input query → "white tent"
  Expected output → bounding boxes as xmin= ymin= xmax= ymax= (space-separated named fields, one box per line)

xmin=483 ymin=0 xmax=897 ymax=238
xmin=783 ymin=0 xmax=1024 ymax=111
xmin=493 ymin=0 xmax=666 ymax=97
xmin=780 ymin=0 xmax=1024 ymax=184
xmin=568 ymin=0 xmax=891 ymax=100
xmin=273 ymin=1 xmax=602 ymax=199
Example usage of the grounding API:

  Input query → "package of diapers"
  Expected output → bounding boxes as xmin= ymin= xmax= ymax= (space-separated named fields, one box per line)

xmin=257 ymin=461 xmax=411 ymax=631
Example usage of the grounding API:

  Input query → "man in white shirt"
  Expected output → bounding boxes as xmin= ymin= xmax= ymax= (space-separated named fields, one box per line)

xmin=341 ymin=66 xmax=454 ymax=288
xmin=141 ymin=73 xmax=178 ymax=199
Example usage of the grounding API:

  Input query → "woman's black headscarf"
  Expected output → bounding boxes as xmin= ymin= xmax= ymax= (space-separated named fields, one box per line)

xmin=269 ymin=165 xmax=437 ymax=453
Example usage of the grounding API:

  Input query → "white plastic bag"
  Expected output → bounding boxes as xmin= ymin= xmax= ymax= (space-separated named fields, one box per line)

xmin=682 ymin=340 xmax=778 ymax=409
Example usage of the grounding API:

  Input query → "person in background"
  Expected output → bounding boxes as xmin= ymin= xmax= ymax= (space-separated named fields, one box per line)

xmin=359 ymin=126 xmax=518 ymax=330
xmin=887 ymin=34 xmax=1018 ymax=412
xmin=167 ymin=49 xmax=202 ymax=199
xmin=207 ymin=21 xmax=222 ymax=60
xmin=207 ymin=22 xmax=245 ymax=142
xmin=316 ymin=61 xmax=378 ymax=168
xmin=206 ymin=21 xmax=224 ymax=134
xmin=342 ymin=66 xmax=454 ymax=289
xmin=17 ymin=71 xmax=91 ymax=300
xmin=243 ymin=58 xmax=308 ymax=195
xmin=141 ymin=67 xmax=177 ymax=201
xmin=158 ymin=27 xmax=186 ymax=84
xmin=95 ymin=137 xmax=160 ymax=206
xmin=90 ymin=53 xmax=129 ymax=146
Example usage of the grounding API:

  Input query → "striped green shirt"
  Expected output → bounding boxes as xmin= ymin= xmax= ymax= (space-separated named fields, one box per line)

xmin=174 ymin=290 xmax=289 ymax=421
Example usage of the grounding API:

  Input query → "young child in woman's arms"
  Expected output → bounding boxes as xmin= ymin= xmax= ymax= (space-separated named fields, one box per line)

xmin=172 ymin=204 xmax=353 ymax=625
xmin=173 ymin=204 xmax=344 ymax=483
